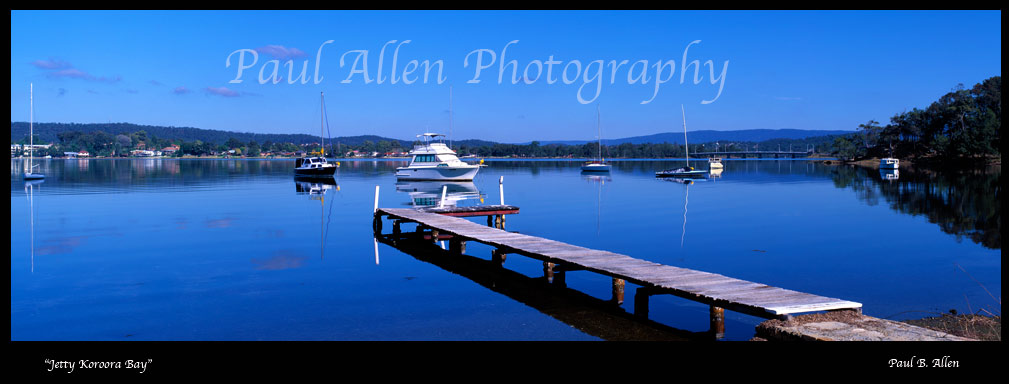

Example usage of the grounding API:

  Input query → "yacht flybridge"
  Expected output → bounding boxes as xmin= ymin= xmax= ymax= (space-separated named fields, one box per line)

xmin=396 ymin=133 xmax=482 ymax=181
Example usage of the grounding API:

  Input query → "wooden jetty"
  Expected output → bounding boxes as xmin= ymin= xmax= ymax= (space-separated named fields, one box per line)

xmin=376 ymin=233 xmax=711 ymax=341
xmin=373 ymin=206 xmax=862 ymax=336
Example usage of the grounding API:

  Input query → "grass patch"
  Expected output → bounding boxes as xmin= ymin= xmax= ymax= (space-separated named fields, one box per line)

xmin=904 ymin=313 xmax=1000 ymax=341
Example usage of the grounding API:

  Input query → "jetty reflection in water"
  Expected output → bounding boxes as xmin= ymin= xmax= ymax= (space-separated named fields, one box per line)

xmin=375 ymin=232 xmax=719 ymax=341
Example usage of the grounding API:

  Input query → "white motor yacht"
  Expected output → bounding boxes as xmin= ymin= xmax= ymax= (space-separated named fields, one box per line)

xmin=708 ymin=157 xmax=724 ymax=169
xmin=396 ymin=133 xmax=481 ymax=181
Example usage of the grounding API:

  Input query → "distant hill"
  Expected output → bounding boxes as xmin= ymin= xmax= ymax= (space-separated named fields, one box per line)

xmin=529 ymin=129 xmax=853 ymax=145
xmin=11 ymin=122 xmax=413 ymax=147
xmin=12 ymin=122 xmax=852 ymax=149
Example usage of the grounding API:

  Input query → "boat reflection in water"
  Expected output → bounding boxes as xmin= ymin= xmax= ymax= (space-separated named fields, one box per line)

xmin=295 ymin=175 xmax=339 ymax=196
xmin=880 ymin=168 xmax=899 ymax=181
xmin=580 ymin=172 xmax=612 ymax=183
xmin=660 ymin=176 xmax=704 ymax=247
xmin=395 ymin=181 xmax=484 ymax=209
xmin=581 ymin=172 xmax=611 ymax=236
xmin=24 ymin=180 xmax=44 ymax=272
xmin=294 ymin=176 xmax=339 ymax=260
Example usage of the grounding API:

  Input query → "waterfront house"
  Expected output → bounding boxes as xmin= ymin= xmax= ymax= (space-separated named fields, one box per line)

xmin=162 ymin=145 xmax=180 ymax=156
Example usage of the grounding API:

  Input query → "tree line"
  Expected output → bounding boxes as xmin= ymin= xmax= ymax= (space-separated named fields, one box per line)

xmin=15 ymin=128 xmax=846 ymax=159
xmin=831 ymin=76 xmax=1000 ymax=162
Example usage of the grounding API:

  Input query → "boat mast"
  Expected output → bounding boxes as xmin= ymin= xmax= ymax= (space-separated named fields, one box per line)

xmin=681 ymin=104 xmax=689 ymax=168
xmin=596 ymin=104 xmax=601 ymax=162
xmin=449 ymin=85 xmax=453 ymax=151
xmin=320 ymin=92 xmax=325 ymax=157
xmin=29 ymin=83 xmax=34 ymax=173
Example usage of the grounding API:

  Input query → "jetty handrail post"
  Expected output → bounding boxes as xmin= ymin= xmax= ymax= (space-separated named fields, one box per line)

xmin=439 ymin=185 xmax=448 ymax=208
xmin=372 ymin=185 xmax=382 ymax=234
xmin=499 ymin=176 xmax=504 ymax=205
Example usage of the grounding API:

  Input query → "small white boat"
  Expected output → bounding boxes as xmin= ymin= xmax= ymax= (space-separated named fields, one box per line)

xmin=581 ymin=161 xmax=611 ymax=172
xmin=880 ymin=158 xmax=899 ymax=169
xmin=655 ymin=166 xmax=708 ymax=178
xmin=708 ymin=157 xmax=724 ymax=169
xmin=396 ymin=133 xmax=481 ymax=181
xmin=294 ymin=156 xmax=337 ymax=178
xmin=23 ymin=83 xmax=45 ymax=180
xmin=581 ymin=105 xmax=610 ymax=172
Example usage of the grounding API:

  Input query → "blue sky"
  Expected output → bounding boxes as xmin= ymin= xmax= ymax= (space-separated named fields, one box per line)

xmin=10 ymin=10 xmax=1001 ymax=143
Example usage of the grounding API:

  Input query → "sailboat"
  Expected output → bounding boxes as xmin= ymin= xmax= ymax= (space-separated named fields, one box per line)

xmin=24 ymin=84 xmax=45 ymax=180
xmin=294 ymin=92 xmax=338 ymax=178
xmin=581 ymin=105 xmax=611 ymax=172
xmin=656 ymin=105 xmax=708 ymax=178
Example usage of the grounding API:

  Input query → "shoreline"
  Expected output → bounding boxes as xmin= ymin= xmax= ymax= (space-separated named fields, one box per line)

xmin=903 ymin=313 xmax=1001 ymax=341
xmin=824 ymin=156 xmax=1001 ymax=168
xmin=15 ymin=155 xmax=838 ymax=161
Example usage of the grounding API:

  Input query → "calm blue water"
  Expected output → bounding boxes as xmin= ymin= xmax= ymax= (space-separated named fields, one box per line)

xmin=10 ymin=158 xmax=1001 ymax=340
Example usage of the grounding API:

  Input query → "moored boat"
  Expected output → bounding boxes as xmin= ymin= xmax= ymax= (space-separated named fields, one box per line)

xmin=581 ymin=105 xmax=611 ymax=172
xmin=880 ymin=158 xmax=899 ymax=169
xmin=656 ymin=105 xmax=708 ymax=179
xmin=655 ymin=166 xmax=709 ymax=178
xmin=23 ymin=83 xmax=45 ymax=180
xmin=294 ymin=92 xmax=338 ymax=178
xmin=396 ymin=133 xmax=481 ymax=181
xmin=708 ymin=157 xmax=724 ymax=169
xmin=581 ymin=161 xmax=611 ymax=172
xmin=294 ymin=156 xmax=337 ymax=178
